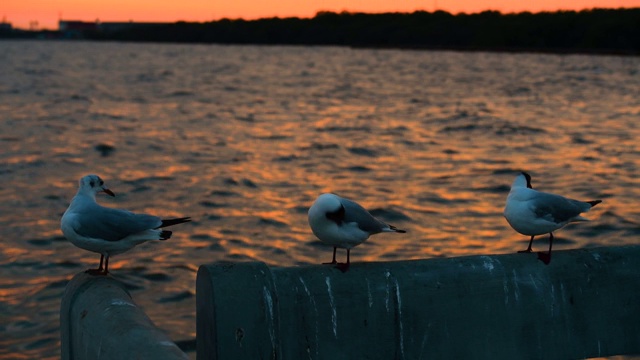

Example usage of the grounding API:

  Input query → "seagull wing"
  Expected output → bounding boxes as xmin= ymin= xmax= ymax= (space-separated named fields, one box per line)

xmin=73 ymin=203 xmax=162 ymax=241
xmin=340 ymin=197 xmax=387 ymax=234
xmin=532 ymin=192 xmax=588 ymax=224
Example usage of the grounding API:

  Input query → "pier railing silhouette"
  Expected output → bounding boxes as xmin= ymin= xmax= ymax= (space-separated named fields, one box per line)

xmin=61 ymin=245 xmax=640 ymax=359
xmin=60 ymin=273 xmax=188 ymax=360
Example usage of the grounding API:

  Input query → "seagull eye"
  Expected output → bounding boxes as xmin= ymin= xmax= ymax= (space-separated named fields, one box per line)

xmin=99 ymin=180 xmax=104 ymax=186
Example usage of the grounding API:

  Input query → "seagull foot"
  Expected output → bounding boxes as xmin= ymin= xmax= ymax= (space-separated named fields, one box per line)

xmin=517 ymin=249 xmax=533 ymax=253
xmin=322 ymin=260 xmax=338 ymax=265
xmin=537 ymin=252 xmax=551 ymax=265
xmin=86 ymin=268 xmax=108 ymax=275
xmin=335 ymin=263 xmax=350 ymax=273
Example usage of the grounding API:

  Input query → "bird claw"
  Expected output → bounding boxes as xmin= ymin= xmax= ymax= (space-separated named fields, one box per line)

xmin=85 ymin=268 xmax=107 ymax=275
xmin=322 ymin=260 xmax=338 ymax=265
xmin=335 ymin=263 xmax=350 ymax=273
xmin=517 ymin=249 xmax=533 ymax=253
xmin=537 ymin=252 xmax=551 ymax=265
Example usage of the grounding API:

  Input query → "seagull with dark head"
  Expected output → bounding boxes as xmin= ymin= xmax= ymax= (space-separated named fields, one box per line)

xmin=308 ymin=193 xmax=406 ymax=272
xmin=504 ymin=171 xmax=601 ymax=264
xmin=61 ymin=174 xmax=191 ymax=274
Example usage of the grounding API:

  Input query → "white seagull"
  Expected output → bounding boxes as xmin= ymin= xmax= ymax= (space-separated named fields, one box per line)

xmin=308 ymin=193 xmax=406 ymax=271
xmin=61 ymin=174 xmax=191 ymax=274
xmin=503 ymin=172 xmax=601 ymax=264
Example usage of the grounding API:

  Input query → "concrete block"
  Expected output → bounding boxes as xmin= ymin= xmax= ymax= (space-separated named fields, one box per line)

xmin=196 ymin=246 xmax=640 ymax=360
xmin=61 ymin=272 xmax=188 ymax=360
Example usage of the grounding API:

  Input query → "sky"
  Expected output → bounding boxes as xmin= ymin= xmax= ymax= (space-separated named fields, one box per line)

xmin=3 ymin=0 xmax=640 ymax=30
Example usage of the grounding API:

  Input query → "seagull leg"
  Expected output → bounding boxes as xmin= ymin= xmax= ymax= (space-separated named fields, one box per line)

xmin=336 ymin=249 xmax=350 ymax=273
xmin=518 ymin=235 xmax=535 ymax=253
xmin=86 ymin=254 xmax=105 ymax=275
xmin=103 ymin=256 xmax=110 ymax=275
xmin=537 ymin=233 xmax=553 ymax=265
xmin=323 ymin=247 xmax=338 ymax=265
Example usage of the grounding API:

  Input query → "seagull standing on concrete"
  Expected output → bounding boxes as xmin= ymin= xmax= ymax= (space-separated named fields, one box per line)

xmin=308 ymin=193 xmax=406 ymax=271
xmin=503 ymin=172 xmax=601 ymax=264
xmin=61 ymin=174 xmax=191 ymax=274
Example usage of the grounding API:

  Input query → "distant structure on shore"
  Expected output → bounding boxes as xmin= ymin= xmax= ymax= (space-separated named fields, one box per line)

xmin=0 ymin=18 xmax=12 ymax=33
xmin=2 ymin=9 xmax=639 ymax=56
xmin=59 ymin=20 xmax=172 ymax=38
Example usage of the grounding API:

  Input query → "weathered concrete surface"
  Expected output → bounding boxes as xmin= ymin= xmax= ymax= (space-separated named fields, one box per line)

xmin=61 ymin=272 xmax=188 ymax=360
xmin=197 ymin=246 xmax=640 ymax=360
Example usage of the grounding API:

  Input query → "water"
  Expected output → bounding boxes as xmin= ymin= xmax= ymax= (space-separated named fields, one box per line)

xmin=0 ymin=40 xmax=639 ymax=359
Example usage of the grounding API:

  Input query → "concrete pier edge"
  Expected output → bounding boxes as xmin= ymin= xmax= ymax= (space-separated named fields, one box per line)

xmin=196 ymin=245 xmax=640 ymax=360
xmin=60 ymin=272 xmax=188 ymax=360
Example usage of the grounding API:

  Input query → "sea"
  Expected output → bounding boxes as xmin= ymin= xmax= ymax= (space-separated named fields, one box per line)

xmin=0 ymin=40 xmax=638 ymax=359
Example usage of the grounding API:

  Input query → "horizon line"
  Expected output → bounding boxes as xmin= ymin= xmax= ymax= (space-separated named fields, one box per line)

xmin=5 ymin=6 xmax=639 ymax=31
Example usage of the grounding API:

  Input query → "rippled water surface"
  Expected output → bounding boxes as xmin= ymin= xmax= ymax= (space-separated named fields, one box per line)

xmin=1 ymin=40 xmax=639 ymax=358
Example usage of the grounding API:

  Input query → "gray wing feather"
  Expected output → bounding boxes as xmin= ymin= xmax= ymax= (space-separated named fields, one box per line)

xmin=340 ymin=197 xmax=386 ymax=234
xmin=532 ymin=193 xmax=588 ymax=223
xmin=74 ymin=204 xmax=162 ymax=241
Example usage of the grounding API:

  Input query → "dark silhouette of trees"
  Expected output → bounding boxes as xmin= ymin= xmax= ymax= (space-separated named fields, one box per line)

xmin=4 ymin=8 xmax=639 ymax=54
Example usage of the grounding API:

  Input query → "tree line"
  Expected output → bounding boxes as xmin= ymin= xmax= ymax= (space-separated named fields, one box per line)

xmin=5 ymin=8 xmax=640 ymax=54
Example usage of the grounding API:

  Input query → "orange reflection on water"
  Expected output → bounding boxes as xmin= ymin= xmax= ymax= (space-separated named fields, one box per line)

xmin=2 ymin=43 xmax=637 ymax=360
xmin=1 ymin=246 xmax=29 ymax=259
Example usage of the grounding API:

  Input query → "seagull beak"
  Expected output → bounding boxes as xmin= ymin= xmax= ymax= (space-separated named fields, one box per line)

xmin=102 ymin=188 xmax=116 ymax=197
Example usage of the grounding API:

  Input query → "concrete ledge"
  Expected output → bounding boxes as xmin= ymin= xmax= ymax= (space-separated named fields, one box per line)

xmin=61 ymin=272 xmax=188 ymax=360
xmin=196 ymin=246 xmax=640 ymax=360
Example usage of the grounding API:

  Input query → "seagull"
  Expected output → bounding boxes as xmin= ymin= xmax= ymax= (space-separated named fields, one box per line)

xmin=503 ymin=172 xmax=601 ymax=264
xmin=61 ymin=174 xmax=191 ymax=275
xmin=308 ymin=193 xmax=406 ymax=271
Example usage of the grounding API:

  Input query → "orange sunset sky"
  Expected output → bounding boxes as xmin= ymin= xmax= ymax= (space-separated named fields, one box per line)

xmin=3 ymin=0 xmax=640 ymax=30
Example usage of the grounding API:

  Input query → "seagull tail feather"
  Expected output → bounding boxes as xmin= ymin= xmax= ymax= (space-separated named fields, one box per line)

xmin=587 ymin=200 xmax=602 ymax=207
xmin=389 ymin=225 xmax=407 ymax=233
xmin=160 ymin=230 xmax=172 ymax=240
xmin=160 ymin=217 xmax=192 ymax=228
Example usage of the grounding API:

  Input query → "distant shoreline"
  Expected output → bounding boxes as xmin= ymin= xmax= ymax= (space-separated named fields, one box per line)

xmin=1 ymin=39 xmax=637 ymax=57
xmin=1 ymin=39 xmax=637 ymax=58
xmin=349 ymin=44 xmax=640 ymax=57
xmin=2 ymin=8 xmax=639 ymax=56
